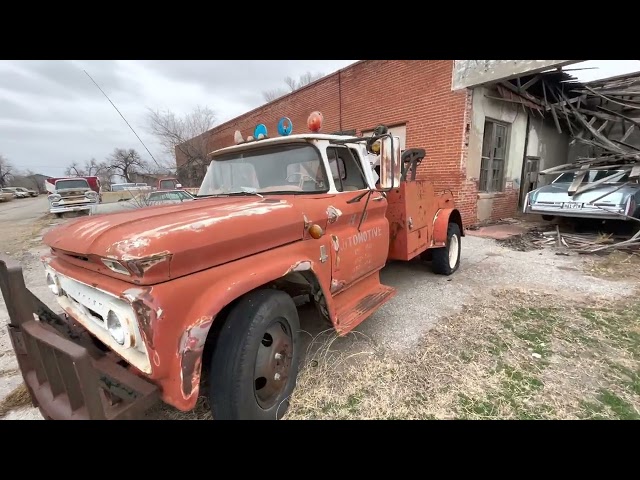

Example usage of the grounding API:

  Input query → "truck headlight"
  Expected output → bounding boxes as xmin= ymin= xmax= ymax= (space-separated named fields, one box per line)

xmin=85 ymin=191 xmax=98 ymax=200
xmin=107 ymin=311 xmax=126 ymax=345
xmin=46 ymin=273 xmax=62 ymax=296
xmin=49 ymin=194 xmax=61 ymax=203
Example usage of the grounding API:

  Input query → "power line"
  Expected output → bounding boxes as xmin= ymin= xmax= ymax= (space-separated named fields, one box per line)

xmin=83 ymin=69 xmax=161 ymax=169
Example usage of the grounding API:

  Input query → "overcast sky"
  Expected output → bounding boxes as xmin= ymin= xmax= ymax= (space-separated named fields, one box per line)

xmin=1 ymin=60 xmax=639 ymax=178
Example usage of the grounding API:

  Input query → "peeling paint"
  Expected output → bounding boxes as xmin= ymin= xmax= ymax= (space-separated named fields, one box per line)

xmin=330 ymin=235 xmax=340 ymax=251
xmin=125 ymin=252 xmax=172 ymax=276
xmin=293 ymin=261 xmax=312 ymax=271
xmin=179 ymin=316 xmax=213 ymax=400
xmin=286 ymin=260 xmax=312 ymax=275
xmin=326 ymin=206 xmax=342 ymax=224
xmin=330 ymin=278 xmax=345 ymax=294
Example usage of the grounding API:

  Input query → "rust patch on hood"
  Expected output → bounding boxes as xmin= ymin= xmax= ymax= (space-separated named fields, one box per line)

xmin=179 ymin=317 xmax=213 ymax=400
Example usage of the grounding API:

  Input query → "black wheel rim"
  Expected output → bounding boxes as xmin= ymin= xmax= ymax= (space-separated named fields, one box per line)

xmin=253 ymin=318 xmax=293 ymax=410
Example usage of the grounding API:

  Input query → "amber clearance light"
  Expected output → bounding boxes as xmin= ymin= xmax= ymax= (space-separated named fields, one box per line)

xmin=308 ymin=224 xmax=324 ymax=239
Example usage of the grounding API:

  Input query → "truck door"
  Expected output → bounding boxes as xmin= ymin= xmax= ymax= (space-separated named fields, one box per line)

xmin=324 ymin=145 xmax=389 ymax=294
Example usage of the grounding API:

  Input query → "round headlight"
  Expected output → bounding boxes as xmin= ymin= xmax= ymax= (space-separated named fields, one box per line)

xmin=85 ymin=191 xmax=98 ymax=199
xmin=46 ymin=273 xmax=60 ymax=296
xmin=49 ymin=194 xmax=61 ymax=202
xmin=106 ymin=311 xmax=126 ymax=345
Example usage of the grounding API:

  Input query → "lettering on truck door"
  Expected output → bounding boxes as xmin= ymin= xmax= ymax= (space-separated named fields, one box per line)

xmin=324 ymin=145 xmax=389 ymax=294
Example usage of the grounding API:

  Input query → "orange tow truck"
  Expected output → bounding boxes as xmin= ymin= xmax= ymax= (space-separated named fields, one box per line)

xmin=0 ymin=111 xmax=463 ymax=420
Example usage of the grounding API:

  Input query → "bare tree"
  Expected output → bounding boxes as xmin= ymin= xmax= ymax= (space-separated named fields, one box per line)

xmin=146 ymin=105 xmax=217 ymax=185
xmin=262 ymin=71 xmax=325 ymax=103
xmin=106 ymin=148 xmax=148 ymax=183
xmin=0 ymin=154 xmax=13 ymax=187
xmin=23 ymin=169 xmax=41 ymax=192
xmin=65 ymin=158 xmax=108 ymax=177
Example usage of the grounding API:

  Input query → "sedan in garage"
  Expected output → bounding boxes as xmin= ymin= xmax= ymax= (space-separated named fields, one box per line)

xmin=523 ymin=169 xmax=640 ymax=221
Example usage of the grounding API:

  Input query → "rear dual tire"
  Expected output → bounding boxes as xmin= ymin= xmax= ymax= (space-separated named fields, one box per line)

xmin=429 ymin=222 xmax=462 ymax=275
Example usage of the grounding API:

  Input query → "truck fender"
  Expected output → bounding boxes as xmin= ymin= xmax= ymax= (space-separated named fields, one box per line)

xmin=175 ymin=253 xmax=333 ymax=406
xmin=433 ymin=208 xmax=464 ymax=245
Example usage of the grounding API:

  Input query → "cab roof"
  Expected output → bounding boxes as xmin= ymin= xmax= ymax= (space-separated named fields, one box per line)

xmin=209 ymin=133 xmax=359 ymax=157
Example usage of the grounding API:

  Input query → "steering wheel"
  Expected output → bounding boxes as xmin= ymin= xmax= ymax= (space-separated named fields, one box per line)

xmin=286 ymin=172 xmax=321 ymax=190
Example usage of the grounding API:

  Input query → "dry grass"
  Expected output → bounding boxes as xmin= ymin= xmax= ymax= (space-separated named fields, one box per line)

xmin=0 ymin=383 xmax=32 ymax=419
xmin=284 ymin=288 xmax=640 ymax=420
xmin=583 ymin=251 xmax=640 ymax=282
xmin=147 ymin=286 xmax=640 ymax=420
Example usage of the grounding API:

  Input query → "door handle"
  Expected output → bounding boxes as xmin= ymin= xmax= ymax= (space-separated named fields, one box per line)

xmin=372 ymin=195 xmax=385 ymax=201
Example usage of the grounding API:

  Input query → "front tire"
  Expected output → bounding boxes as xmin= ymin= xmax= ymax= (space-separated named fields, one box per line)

xmin=209 ymin=289 xmax=301 ymax=420
xmin=431 ymin=222 xmax=461 ymax=275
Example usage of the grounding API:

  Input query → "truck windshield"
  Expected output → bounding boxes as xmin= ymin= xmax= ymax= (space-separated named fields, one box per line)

xmin=56 ymin=179 xmax=90 ymax=190
xmin=198 ymin=143 xmax=329 ymax=196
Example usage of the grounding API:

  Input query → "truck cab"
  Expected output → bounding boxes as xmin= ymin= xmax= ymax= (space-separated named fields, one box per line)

xmin=0 ymin=112 xmax=463 ymax=420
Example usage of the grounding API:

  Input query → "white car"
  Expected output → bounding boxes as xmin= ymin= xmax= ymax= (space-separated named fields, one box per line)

xmin=90 ymin=189 xmax=195 ymax=215
xmin=2 ymin=187 xmax=30 ymax=198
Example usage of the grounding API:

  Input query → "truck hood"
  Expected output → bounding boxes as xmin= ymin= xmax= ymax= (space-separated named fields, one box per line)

xmin=44 ymin=196 xmax=304 ymax=284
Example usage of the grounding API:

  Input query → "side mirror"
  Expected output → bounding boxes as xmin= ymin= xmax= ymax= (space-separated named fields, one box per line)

xmin=378 ymin=135 xmax=402 ymax=190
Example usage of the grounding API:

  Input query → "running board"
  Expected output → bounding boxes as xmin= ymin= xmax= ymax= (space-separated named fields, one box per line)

xmin=333 ymin=272 xmax=396 ymax=335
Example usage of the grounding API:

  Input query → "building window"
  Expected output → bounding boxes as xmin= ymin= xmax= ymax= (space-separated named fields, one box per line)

xmin=479 ymin=120 xmax=509 ymax=193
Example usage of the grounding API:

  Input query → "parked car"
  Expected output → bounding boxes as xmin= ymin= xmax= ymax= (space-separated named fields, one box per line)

xmin=90 ymin=189 xmax=195 ymax=215
xmin=15 ymin=186 xmax=38 ymax=197
xmin=523 ymin=169 xmax=640 ymax=221
xmin=0 ymin=188 xmax=14 ymax=202
xmin=2 ymin=187 xmax=30 ymax=199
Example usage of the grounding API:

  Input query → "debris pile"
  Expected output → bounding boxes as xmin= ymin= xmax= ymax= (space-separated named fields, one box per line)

xmin=533 ymin=225 xmax=640 ymax=254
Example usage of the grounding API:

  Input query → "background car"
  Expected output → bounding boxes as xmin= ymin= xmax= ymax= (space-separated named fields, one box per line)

xmin=90 ymin=189 xmax=195 ymax=215
xmin=0 ymin=188 xmax=14 ymax=202
xmin=523 ymin=169 xmax=640 ymax=221
xmin=2 ymin=187 xmax=29 ymax=199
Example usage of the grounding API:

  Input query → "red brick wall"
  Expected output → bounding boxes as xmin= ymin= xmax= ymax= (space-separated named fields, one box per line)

xmin=488 ymin=189 xmax=520 ymax=221
xmin=179 ymin=60 xmax=478 ymax=225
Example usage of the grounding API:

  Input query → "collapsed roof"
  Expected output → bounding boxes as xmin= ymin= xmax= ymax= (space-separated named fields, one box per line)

xmin=490 ymin=67 xmax=640 ymax=196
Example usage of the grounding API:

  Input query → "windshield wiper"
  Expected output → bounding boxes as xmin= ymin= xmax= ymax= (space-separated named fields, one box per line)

xmin=196 ymin=190 xmax=264 ymax=199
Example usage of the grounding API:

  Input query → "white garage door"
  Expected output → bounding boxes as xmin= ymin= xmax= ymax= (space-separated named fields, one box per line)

xmin=362 ymin=124 xmax=407 ymax=152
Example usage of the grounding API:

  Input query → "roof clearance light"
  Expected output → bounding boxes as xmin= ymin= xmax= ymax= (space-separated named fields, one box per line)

xmin=254 ymin=123 xmax=268 ymax=139
xmin=278 ymin=117 xmax=293 ymax=136
xmin=307 ymin=111 xmax=323 ymax=133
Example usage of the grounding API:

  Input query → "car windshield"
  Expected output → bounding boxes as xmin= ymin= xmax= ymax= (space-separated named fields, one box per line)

xmin=159 ymin=180 xmax=176 ymax=189
xmin=554 ymin=170 xmax=629 ymax=184
xmin=198 ymin=143 xmax=329 ymax=196
xmin=56 ymin=179 xmax=89 ymax=189
xmin=148 ymin=191 xmax=192 ymax=201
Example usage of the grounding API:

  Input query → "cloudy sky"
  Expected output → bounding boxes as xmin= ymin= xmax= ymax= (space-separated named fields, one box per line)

xmin=1 ymin=60 xmax=639 ymax=178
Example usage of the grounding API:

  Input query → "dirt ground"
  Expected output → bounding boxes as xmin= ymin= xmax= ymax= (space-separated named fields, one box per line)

xmin=1 ymin=199 xmax=639 ymax=420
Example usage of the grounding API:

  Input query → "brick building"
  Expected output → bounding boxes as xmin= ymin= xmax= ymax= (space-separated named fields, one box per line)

xmin=176 ymin=60 xmax=574 ymax=227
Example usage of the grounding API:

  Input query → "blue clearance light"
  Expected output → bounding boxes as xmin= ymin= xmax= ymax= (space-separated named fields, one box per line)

xmin=277 ymin=117 xmax=293 ymax=136
xmin=254 ymin=123 xmax=268 ymax=140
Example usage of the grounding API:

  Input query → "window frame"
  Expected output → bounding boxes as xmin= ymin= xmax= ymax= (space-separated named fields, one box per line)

xmin=479 ymin=119 xmax=510 ymax=193
xmin=326 ymin=145 xmax=368 ymax=193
